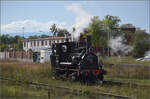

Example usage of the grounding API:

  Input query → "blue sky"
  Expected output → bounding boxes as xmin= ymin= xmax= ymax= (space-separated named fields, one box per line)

xmin=1 ymin=1 xmax=149 ymax=37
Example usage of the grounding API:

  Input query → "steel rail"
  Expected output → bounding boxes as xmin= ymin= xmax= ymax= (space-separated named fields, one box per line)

xmin=0 ymin=77 xmax=133 ymax=99
xmin=104 ymin=80 xmax=150 ymax=87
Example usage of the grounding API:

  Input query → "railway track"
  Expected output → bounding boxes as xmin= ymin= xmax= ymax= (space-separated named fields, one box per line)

xmin=0 ymin=77 xmax=134 ymax=99
xmin=103 ymin=79 xmax=150 ymax=87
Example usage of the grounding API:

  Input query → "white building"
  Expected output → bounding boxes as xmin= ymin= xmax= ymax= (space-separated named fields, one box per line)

xmin=22 ymin=36 xmax=71 ymax=52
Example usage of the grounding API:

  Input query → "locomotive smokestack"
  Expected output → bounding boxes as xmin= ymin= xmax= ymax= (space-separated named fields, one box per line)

xmin=86 ymin=35 xmax=91 ymax=53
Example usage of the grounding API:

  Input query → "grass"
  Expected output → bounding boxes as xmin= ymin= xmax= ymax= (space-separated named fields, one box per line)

xmin=0 ymin=60 xmax=150 ymax=99
xmin=105 ymin=77 xmax=150 ymax=84
xmin=102 ymin=56 xmax=150 ymax=66
xmin=0 ymin=82 xmax=48 ymax=98
xmin=0 ymin=81 xmax=92 ymax=99
xmin=99 ymin=56 xmax=150 ymax=81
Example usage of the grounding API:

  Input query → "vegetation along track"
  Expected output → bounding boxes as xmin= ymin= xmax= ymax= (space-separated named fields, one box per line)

xmin=0 ymin=77 xmax=134 ymax=99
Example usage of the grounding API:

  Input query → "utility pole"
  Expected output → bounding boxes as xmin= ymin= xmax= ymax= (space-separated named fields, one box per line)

xmin=108 ymin=31 xmax=109 ymax=57
xmin=22 ymin=27 xmax=24 ymax=38
xmin=22 ymin=27 xmax=25 ymax=58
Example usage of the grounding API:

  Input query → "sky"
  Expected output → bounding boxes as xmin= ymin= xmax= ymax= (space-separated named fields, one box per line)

xmin=1 ymin=1 xmax=149 ymax=37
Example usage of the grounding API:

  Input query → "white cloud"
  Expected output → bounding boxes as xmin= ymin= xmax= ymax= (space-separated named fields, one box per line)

xmin=65 ymin=3 xmax=93 ymax=38
xmin=1 ymin=20 xmax=68 ymax=34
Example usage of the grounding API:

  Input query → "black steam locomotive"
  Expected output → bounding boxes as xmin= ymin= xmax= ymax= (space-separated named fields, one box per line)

xmin=50 ymin=36 xmax=106 ymax=84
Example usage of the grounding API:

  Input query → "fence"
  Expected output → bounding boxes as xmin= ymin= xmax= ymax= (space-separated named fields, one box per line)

xmin=103 ymin=56 xmax=150 ymax=80
xmin=0 ymin=51 xmax=33 ymax=62
xmin=0 ymin=52 xmax=9 ymax=60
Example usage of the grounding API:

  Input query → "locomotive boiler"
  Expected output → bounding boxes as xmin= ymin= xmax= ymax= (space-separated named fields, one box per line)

xmin=50 ymin=36 xmax=106 ymax=84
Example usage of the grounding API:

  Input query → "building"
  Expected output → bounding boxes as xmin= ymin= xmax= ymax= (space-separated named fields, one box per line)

xmin=22 ymin=36 xmax=72 ymax=52
xmin=113 ymin=27 xmax=136 ymax=44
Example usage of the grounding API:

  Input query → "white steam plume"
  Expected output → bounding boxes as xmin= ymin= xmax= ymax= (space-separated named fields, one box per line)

xmin=109 ymin=36 xmax=132 ymax=55
xmin=65 ymin=4 xmax=93 ymax=40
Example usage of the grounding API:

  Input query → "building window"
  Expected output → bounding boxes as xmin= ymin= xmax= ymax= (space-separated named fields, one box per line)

xmin=45 ymin=40 xmax=47 ymax=45
xmin=31 ymin=42 xmax=32 ymax=47
xmin=34 ymin=41 xmax=36 ymax=46
xmin=37 ymin=41 xmax=39 ymax=46
xmin=41 ymin=40 xmax=44 ymax=46
xmin=49 ymin=40 xmax=51 ymax=45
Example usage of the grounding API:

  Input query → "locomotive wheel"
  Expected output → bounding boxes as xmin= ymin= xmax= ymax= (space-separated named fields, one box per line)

xmin=68 ymin=72 xmax=78 ymax=82
xmin=79 ymin=72 xmax=87 ymax=84
xmin=54 ymin=74 xmax=60 ymax=80
xmin=53 ymin=69 xmax=60 ymax=80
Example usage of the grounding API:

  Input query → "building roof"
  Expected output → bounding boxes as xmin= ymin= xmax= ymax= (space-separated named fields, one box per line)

xmin=22 ymin=36 xmax=71 ymax=41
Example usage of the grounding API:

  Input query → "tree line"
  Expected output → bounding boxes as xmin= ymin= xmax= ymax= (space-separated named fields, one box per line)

xmin=0 ymin=34 xmax=51 ymax=51
xmin=81 ymin=15 xmax=150 ymax=58
xmin=0 ymin=14 xmax=150 ymax=58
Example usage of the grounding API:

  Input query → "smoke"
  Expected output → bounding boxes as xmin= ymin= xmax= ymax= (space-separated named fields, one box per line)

xmin=65 ymin=4 xmax=93 ymax=40
xmin=109 ymin=36 xmax=132 ymax=55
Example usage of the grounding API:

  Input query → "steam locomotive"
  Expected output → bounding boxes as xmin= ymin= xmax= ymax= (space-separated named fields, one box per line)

xmin=50 ymin=36 xmax=106 ymax=84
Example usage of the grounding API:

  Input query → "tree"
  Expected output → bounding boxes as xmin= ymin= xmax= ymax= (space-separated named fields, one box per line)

xmin=102 ymin=15 xmax=120 ymax=31
xmin=0 ymin=44 xmax=8 ymax=51
xmin=28 ymin=35 xmax=39 ymax=39
xmin=101 ymin=15 xmax=121 ymax=39
xmin=0 ymin=34 xmax=10 ymax=44
xmin=88 ymin=16 xmax=108 ymax=47
xmin=131 ymin=29 xmax=150 ymax=58
xmin=0 ymin=34 xmax=24 ymax=51
xmin=57 ymin=29 xmax=70 ymax=37
xmin=40 ymin=34 xmax=49 ymax=38
xmin=50 ymin=24 xmax=57 ymax=37
xmin=82 ymin=15 xmax=121 ymax=47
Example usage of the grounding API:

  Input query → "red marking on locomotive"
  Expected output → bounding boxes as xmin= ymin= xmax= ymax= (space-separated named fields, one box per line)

xmin=83 ymin=69 xmax=101 ymax=76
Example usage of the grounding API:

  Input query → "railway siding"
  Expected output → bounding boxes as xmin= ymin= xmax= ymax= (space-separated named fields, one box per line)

xmin=0 ymin=77 xmax=133 ymax=99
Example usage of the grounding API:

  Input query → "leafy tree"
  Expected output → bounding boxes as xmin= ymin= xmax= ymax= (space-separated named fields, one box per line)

xmin=57 ymin=29 xmax=70 ymax=37
xmin=50 ymin=24 xmax=57 ymax=37
xmin=40 ymin=34 xmax=49 ymax=38
xmin=82 ymin=15 xmax=121 ymax=47
xmin=28 ymin=35 xmax=39 ymax=39
xmin=0 ymin=44 xmax=8 ymax=51
xmin=88 ymin=16 xmax=108 ymax=47
xmin=102 ymin=15 xmax=120 ymax=31
xmin=102 ymin=15 xmax=120 ymax=38
xmin=132 ymin=29 xmax=150 ymax=58
xmin=0 ymin=34 xmax=23 ymax=51
xmin=17 ymin=40 xmax=23 ymax=50
xmin=0 ymin=34 xmax=10 ymax=44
